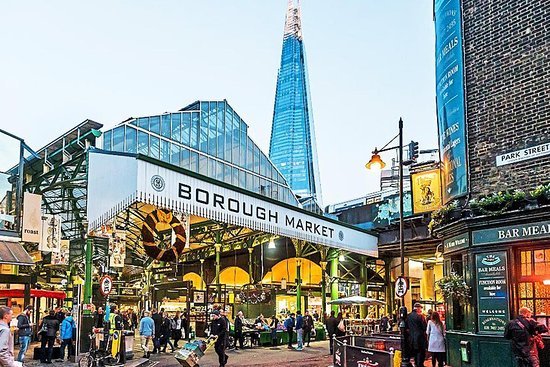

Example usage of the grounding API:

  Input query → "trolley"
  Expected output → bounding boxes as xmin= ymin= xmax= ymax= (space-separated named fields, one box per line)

xmin=174 ymin=335 xmax=218 ymax=367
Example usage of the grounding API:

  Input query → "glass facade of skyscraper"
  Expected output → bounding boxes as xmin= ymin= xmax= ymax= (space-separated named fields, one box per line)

xmin=269 ymin=1 xmax=322 ymax=208
xmin=102 ymin=100 xmax=299 ymax=206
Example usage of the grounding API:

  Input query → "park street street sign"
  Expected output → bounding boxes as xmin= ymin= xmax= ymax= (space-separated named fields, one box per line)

xmin=395 ymin=276 xmax=408 ymax=297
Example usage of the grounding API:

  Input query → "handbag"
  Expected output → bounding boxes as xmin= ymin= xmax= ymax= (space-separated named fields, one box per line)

xmin=337 ymin=320 xmax=345 ymax=333
xmin=39 ymin=323 xmax=48 ymax=335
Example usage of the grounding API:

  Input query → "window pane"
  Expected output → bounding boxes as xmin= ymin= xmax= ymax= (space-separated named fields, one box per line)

xmin=208 ymin=102 xmax=217 ymax=156
xmin=200 ymin=103 xmax=209 ymax=153
xmin=208 ymin=158 xmax=216 ymax=178
xmin=170 ymin=143 xmax=180 ymax=166
xmin=125 ymin=126 xmax=137 ymax=153
xmin=150 ymin=116 xmax=160 ymax=134
xmin=150 ymin=136 xmax=160 ymax=159
xmin=217 ymin=101 xmax=225 ymax=159
xmin=191 ymin=112 xmax=199 ymax=149
xmin=181 ymin=148 xmax=190 ymax=169
xmin=161 ymin=140 xmax=170 ymax=163
xmin=182 ymin=113 xmax=191 ymax=146
xmin=232 ymin=167 xmax=239 ymax=186
xmin=137 ymin=117 xmax=148 ymax=130
xmin=224 ymin=107 xmax=232 ymax=161
xmin=171 ymin=113 xmax=181 ymax=142
xmin=161 ymin=115 xmax=171 ymax=138
xmin=190 ymin=151 xmax=198 ymax=172
xmin=103 ymin=130 xmax=112 ymax=151
xmin=239 ymin=169 xmax=246 ymax=188
xmin=199 ymin=154 xmax=208 ymax=175
xmin=216 ymin=161 xmax=224 ymax=182
xmin=113 ymin=126 xmax=125 ymax=152
xmin=232 ymin=112 xmax=240 ymax=164
xmin=240 ymin=131 xmax=247 ymax=167
xmin=138 ymin=131 xmax=149 ymax=155
xmin=224 ymin=164 xmax=231 ymax=184
xmin=246 ymin=173 xmax=254 ymax=191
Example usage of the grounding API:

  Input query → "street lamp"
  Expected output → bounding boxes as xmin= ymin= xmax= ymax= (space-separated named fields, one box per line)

xmin=366 ymin=117 xmax=411 ymax=367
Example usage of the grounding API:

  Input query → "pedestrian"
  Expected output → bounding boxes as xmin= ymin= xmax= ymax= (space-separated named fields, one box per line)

xmin=172 ymin=311 xmax=183 ymax=349
xmin=16 ymin=306 xmax=33 ymax=363
xmin=160 ymin=314 xmax=175 ymax=353
xmin=151 ymin=308 xmax=162 ymax=354
xmin=284 ymin=313 xmax=295 ymax=349
xmin=407 ymin=303 xmax=428 ymax=367
xmin=295 ymin=311 xmax=304 ymax=351
xmin=128 ymin=308 xmax=138 ymax=331
xmin=303 ymin=310 xmax=314 ymax=347
xmin=0 ymin=306 xmax=20 ymax=367
xmin=426 ymin=311 xmax=445 ymax=367
xmin=94 ymin=307 xmax=105 ymax=328
xmin=325 ymin=311 xmax=338 ymax=354
xmin=312 ymin=310 xmax=319 ymax=322
xmin=139 ymin=310 xmax=155 ymax=359
xmin=426 ymin=309 xmax=433 ymax=322
xmin=58 ymin=312 xmax=75 ymax=361
xmin=269 ymin=315 xmax=279 ymax=346
xmin=39 ymin=310 xmax=60 ymax=364
xmin=181 ymin=309 xmax=189 ymax=341
xmin=234 ymin=311 xmax=244 ymax=350
xmin=54 ymin=307 xmax=65 ymax=324
xmin=504 ymin=307 xmax=548 ymax=367
xmin=380 ymin=314 xmax=390 ymax=332
xmin=210 ymin=310 xmax=228 ymax=367
xmin=335 ymin=312 xmax=346 ymax=337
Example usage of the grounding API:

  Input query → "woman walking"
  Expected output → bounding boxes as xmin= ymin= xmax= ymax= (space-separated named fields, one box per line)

xmin=426 ymin=311 xmax=446 ymax=367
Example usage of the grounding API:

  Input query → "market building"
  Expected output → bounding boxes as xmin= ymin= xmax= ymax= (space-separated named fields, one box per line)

xmin=430 ymin=0 xmax=550 ymax=366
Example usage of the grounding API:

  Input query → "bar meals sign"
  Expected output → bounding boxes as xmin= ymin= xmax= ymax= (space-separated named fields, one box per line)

xmin=496 ymin=141 xmax=550 ymax=167
xmin=473 ymin=220 xmax=550 ymax=246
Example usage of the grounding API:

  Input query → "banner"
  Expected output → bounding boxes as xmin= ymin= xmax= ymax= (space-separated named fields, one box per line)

xmin=51 ymin=239 xmax=70 ymax=265
xmin=411 ymin=169 xmax=442 ymax=214
xmin=22 ymin=193 xmax=42 ymax=242
xmin=39 ymin=214 xmax=61 ymax=253
xmin=109 ymin=231 xmax=126 ymax=268
xmin=435 ymin=0 xmax=468 ymax=203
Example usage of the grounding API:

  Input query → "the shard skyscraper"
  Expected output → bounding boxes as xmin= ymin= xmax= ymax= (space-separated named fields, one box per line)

xmin=269 ymin=0 xmax=322 ymax=213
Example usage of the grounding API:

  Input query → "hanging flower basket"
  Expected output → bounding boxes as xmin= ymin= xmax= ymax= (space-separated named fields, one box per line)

xmin=436 ymin=273 xmax=471 ymax=305
xmin=530 ymin=183 xmax=550 ymax=206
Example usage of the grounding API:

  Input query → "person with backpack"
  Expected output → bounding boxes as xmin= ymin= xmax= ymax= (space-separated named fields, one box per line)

xmin=58 ymin=312 xmax=75 ymax=361
xmin=426 ymin=311 xmax=445 ymax=367
xmin=504 ymin=307 xmax=548 ymax=367
xmin=39 ymin=310 xmax=60 ymax=364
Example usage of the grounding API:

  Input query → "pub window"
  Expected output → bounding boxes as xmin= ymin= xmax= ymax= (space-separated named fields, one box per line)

xmin=517 ymin=249 xmax=550 ymax=328
xmin=444 ymin=254 xmax=465 ymax=330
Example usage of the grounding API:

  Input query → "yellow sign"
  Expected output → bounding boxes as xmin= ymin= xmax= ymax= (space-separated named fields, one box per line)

xmin=411 ymin=169 xmax=442 ymax=214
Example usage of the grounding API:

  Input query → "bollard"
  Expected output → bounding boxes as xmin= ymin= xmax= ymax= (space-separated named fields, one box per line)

xmin=343 ymin=340 xmax=348 ymax=367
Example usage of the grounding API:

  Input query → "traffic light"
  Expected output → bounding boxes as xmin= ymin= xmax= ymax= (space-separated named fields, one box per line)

xmin=408 ymin=141 xmax=419 ymax=161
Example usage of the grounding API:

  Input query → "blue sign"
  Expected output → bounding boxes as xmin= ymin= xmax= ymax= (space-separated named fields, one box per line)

xmin=435 ymin=0 xmax=468 ymax=203
xmin=476 ymin=251 xmax=509 ymax=334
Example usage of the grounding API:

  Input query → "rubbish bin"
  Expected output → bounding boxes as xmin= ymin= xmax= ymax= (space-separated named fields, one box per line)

xmin=124 ymin=330 xmax=135 ymax=360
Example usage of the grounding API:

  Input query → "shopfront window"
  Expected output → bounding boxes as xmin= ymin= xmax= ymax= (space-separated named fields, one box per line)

xmin=517 ymin=248 xmax=550 ymax=327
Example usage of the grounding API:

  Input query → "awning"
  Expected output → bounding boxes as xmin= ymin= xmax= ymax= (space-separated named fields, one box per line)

xmin=0 ymin=241 xmax=34 ymax=266
xmin=0 ymin=289 xmax=66 ymax=300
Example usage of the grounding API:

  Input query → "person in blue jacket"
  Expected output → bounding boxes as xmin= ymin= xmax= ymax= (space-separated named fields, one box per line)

xmin=140 ymin=310 xmax=155 ymax=358
xmin=284 ymin=313 xmax=295 ymax=349
xmin=59 ymin=312 xmax=75 ymax=361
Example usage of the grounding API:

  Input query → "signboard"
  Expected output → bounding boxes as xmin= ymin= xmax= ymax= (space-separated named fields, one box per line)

xmin=39 ymin=214 xmax=61 ymax=253
xmin=51 ymin=239 xmax=70 ymax=265
xmin=496 ymin=141 xmax=550 ymax=166
xmin=395 ymin=276 xmax=408 ymax=298
xmin=193 ymin=290 xmax=205 ymax=304
xmin=443 ymin=233 xmax=470 ymax=254
xmin=411 ymin=168 xmax=442 ymax=214
xmin=472 ymin=220 xmax=550 ymax=246
xmin=153 ymin=264 xmax=176 ymax=275
xmin=476 ymin=251 xmax=509 ymax=334
xmin=109 ymin=231 xmax=126 ymax=268
xmin=435 ymin=0 xmax=468 ymax=203
xmin=99 ymin=275 xmax=113 ymax=296
xmin=345 ymin=346 xmax=393 ymax=367
xmin=22 ymin=193 xmax=42 ymax=242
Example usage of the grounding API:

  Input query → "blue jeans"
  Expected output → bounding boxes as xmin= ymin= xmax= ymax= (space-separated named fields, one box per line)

xmin=296 ymin=329 xmax=303 ymax=349
xmin=60 ymin=338 xmax=74 ymax=360
xmin=17 ymin=335 xmax=31 ymax=362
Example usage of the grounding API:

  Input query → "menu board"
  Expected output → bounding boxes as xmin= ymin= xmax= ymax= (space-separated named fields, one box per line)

xmin=476 ymin=251 xmax=509 ymax=333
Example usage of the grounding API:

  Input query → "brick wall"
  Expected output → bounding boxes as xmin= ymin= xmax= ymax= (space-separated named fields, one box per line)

xmin=462 ymin=0 xmax=550 ymax=196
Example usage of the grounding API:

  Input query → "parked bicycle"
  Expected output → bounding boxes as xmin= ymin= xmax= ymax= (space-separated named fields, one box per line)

xmin=78 ymin=333 xmax=120 ymax=367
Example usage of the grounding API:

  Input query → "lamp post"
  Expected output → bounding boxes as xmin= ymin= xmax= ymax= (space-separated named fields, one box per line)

xmin=366 ymin=117 xmax=411 ymax=367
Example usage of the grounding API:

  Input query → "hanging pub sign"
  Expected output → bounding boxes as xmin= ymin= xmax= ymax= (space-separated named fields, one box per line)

xmin=476 ymin=251 xmax=509 ymax=334
xmin=39 ymin=214 xmax=61 ymax=253
xmin=435 ymin=0 xmax=468 ymax=203
xmin=22 ymin=193 xmax=42 ymax=243
xmin=411 ymin=168 xmax=442 ymax=214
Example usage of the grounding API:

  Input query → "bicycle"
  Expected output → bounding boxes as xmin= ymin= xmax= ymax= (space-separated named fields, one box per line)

xmin=78 ymin=332 xmax=120 ymax=367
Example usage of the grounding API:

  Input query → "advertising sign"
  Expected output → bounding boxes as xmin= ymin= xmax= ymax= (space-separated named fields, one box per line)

xmin=39 ymin=214 xmax=61 ymax=253
xmin=109 ymin=231 xmax=126 ymax=268
xmin=435 ymin=0 xmax=468 ymax=203
xmin=22 ymin=193 xmax=42 ymax=242
xmin=411 ymin=169 xmax=442 ymax=214
xmin=51 ymin=239 xmax=70 ymax=265
xmin=476 ymin=251 xmax=509 ymax=333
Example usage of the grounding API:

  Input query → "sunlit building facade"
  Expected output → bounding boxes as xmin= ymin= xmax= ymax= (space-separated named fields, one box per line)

xmin=102 ymin=100 xmax=299 ymax=206
xmin=269 ymin=0 xmax=322 ymax=211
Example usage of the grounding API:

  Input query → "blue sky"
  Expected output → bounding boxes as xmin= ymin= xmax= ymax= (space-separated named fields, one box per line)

xmin=0 ymin=0 xmax=436 ymax=206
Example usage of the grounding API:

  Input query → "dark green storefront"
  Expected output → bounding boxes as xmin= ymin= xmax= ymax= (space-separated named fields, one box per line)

xmin=437 ymin=209 xmax=550 ymax=367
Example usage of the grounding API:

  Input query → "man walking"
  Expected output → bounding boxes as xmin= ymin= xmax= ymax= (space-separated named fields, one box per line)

xmin=303 ymin=310 xmax=314 ymax=347
xmin=210 ymin=310 xmax=228 ymax=367
xmin=59 ymin=312 xmax=75 ymax=361
xmin=0 ymin=306 xmax=20 ymax=367
xmin=234 ymin=311 xmax=244 ymax=350
xmin=295 ymin=311 xmax=304 ymax=351
xmin=172 ymin=311 xmax=183 ymax=349
xmin=16 ymin=306 xmax=32 ymax=363
xmin=284 ymin=313 xmax=295 ymax=349
xmin=407 ymin=303 xmax=427 ymax=367
xmin=325 ymin=311 xmax=338 ymax=354
xmin=151 ymin=308 xmax=162 ymax=354
xmin=139 ymin=311 xmax=155 ymax=358
xmin=39 ymin=310 xmax=59 ymax=364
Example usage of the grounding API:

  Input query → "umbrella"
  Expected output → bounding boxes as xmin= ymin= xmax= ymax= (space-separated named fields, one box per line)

xmin=328 ymin=296 xmax=386 ymax=306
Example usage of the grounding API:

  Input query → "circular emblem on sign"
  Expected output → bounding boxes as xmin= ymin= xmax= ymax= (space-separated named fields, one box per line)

xmin=395 ymin=276 xmax=408 ymax=298
xmin=338 ymin=231 xmax=344 ymax=241
xmin=141 ymin=209 xmax=187 ymax=263
xmin=150 ymin=175 xmax=165 ymax=192
xmin=99 ymin=275 xmax=113 ymax=296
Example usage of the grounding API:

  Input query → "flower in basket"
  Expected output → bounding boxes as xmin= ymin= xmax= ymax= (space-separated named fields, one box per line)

xmin=436 ymin=273 xmax=471 ymax=305
xmin=530 ymin=183 xmax=550 ymax=205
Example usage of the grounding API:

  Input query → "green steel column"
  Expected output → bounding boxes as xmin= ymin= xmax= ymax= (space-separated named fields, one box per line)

xmin=320 ymin=261 xmax=327 ymax=318
xmin=296 ymin=258 xmax=302 ymax=313
xmin=248 ymin=248 xmax=254 ymax=283
xmin=330 ymin=256 xmax=339 ymax=313
xmin=215 ymin=243 xmax=221 ymax=283
xmin=84 ymin=238 xmax=93 ymax=305
xmin=360 ymin=259 xmax=367 ymax=318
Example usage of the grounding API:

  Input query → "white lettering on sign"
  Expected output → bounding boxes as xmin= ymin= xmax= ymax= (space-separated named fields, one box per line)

xmin=496 ymin=141 xmax=550 ymax=166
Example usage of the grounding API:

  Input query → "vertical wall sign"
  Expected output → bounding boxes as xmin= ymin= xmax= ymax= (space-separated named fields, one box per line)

xmin=476 ymin=251 xmax=509 ymax=333
xmin=434 ymin=0 xmax=468 ymax=203
xmin=22 ymin=193 xmax=42 ymax=242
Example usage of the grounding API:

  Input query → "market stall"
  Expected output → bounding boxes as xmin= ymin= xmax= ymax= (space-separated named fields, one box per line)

xmin=329 ymin=296 xmax=386 ymax=335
